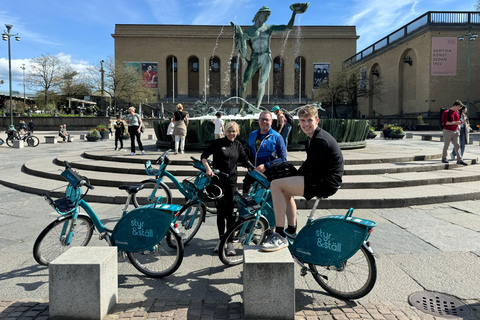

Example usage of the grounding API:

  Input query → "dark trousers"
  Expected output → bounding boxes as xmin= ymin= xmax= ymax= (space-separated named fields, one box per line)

xmin=115 ymin=133 xmax=123 ymax=149
xmin=215 ymin=181 xmax=236 ymax=238
xmin=128 ymin=126 xmax=144 ymax=153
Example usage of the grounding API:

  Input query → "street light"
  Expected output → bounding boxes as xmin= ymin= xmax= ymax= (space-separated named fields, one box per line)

xmin=20 ymin=64 xmax=26 ymax=108
xmin=458 ymin=27 xmax=478 ymax=118
xmin=2 ymin=24 xmax=21 ymax=130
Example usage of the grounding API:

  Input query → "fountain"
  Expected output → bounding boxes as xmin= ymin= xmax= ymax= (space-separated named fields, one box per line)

xmin=153 ymin=3 xmax=370 ymax=150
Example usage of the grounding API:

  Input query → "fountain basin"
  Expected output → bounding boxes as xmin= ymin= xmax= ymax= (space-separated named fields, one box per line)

xmin=154 ymin=118 xmax=370 ymax=150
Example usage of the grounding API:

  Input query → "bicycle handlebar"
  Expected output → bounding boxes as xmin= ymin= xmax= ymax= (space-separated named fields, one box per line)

xmin=156 ymin=149 xmax=170 ymax=163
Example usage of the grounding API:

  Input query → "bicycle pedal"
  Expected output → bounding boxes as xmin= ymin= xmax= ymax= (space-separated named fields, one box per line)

xmin=118 ymin=251 xmax=127 ymax=260
xmin=99 ymin=232 xmax=108 ymax=240
xmin=300 ymin=267 xmax=308 ymax=277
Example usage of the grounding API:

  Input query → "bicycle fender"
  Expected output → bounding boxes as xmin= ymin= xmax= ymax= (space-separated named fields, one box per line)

xmin=54 ymin=212 xmax=92 ymax=223
xmin=139 ymin=179 xmax=172 ymax=200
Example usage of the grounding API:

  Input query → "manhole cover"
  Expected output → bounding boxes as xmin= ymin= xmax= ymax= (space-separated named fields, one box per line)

xmin=409 ymin=291 xmax=472 ymax=319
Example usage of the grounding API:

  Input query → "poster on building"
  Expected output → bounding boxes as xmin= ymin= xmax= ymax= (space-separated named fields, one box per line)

xmin=431 ymin=37 xmax=457 ymax=76
xmin=142 ymin=62 xmax=158 ymax=88
xmin=123 ymin=61 xmax=140 ymax=73
xmin=313 ymin=63 xmax=330 ymax=88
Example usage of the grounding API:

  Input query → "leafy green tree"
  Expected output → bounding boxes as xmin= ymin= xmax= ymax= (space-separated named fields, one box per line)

xmin=476 ymin=0 xmax=480 ymax=10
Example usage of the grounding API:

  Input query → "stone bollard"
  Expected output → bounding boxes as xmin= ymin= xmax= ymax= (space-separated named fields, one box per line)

xmin=80 ymin=134 xmax=85 ymax=140
xmin=406 ymin=133 xmax=413 ymax=139
xmin=49 ymin=247 xmax=118 ymax=320
xmin=13 ymin=140 xmax=24 ymax=148
xmin=243 ymin=245 xmax=295 ymax=319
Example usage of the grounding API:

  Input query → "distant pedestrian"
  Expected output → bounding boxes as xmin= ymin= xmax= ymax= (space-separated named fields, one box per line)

xmin=28 ymin=119 xmax=35 ymax=133
xmin=173 ymin=103 xmax=189 ymax=154
xmin=166 ymin=118 xmax=175 ymax=149
xmin=113 ymin=115 xmax=125 ymax=151
xmin=126 ymin=107 xmax=145 ymax=156
xmin=451 ymin=105 xmax=470 ymax=159
xmin=212 ymin=112 xmax=225 ymax=139
xmin=441 ymin=101 xmax=467 ymax=165
xmin=19 ymin=120 xmax=27 ymax=134
xmin=271 ymin=105 xmax=293 ymax=148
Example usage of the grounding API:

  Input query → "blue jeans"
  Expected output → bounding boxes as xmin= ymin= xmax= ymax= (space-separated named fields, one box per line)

xmin=281 ymin=123 xmax=292 ymax=148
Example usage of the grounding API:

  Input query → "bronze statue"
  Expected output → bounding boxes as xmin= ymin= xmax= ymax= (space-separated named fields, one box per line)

xmin=231 ymin=3 xmax=309 ymax=114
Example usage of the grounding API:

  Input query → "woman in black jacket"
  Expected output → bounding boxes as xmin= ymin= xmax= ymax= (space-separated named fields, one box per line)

xmin=201 ymin=121 xmax=249 ymax=256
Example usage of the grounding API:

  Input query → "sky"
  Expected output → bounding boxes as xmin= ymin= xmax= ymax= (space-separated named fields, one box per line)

xmin=0 ymin=0 xmax=477 ymax=94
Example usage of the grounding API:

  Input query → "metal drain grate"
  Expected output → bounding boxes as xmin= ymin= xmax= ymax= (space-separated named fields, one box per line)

xmin=409 ymin=291 xmax=472 ymax=319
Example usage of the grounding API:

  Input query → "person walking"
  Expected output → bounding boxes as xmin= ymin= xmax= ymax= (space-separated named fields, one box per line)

xmin=166 ymin=118 xmax=175 ymax=149
xmin=173 ymin=104 xmax=189 ymax=154
xmin=201 ymin=121 xmax=250 ymax=256
xmin=126 ymin=107 xmax=145 ymax=156
xmin=212 ymin=112 xmax=225 ymax=139
xmin=451 ymin=105 xmax=469 ymax=159
xmin=442 ymin=101 xmax=467 ymax=165
xmin=113 ymin=115 xmax=125 ymax=151
xmin=27 ymin=119 xmax=35 ymax=133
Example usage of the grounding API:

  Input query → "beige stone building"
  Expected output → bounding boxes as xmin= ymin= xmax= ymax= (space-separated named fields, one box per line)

xmin=349 ymin=11 xmax=480 ymax=118
xmin=112 ymin=24 xmax=358 ymax=105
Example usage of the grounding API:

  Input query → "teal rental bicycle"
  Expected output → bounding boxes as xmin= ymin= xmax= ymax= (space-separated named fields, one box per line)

xmin=133 ymin=150 xmax=218 ymax=215
xmin=219 ymin=169 xmax=377 ymax=300
xmin=33 ymin=162 xmax=184 ymax=278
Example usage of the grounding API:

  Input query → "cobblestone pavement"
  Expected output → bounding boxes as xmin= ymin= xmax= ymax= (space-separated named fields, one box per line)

xmin=1 ymin=298 xmax=480 ymax=319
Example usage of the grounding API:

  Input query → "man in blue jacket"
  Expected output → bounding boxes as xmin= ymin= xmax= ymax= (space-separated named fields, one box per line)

xmin=243 ymin=110 xmax=287 ymax=193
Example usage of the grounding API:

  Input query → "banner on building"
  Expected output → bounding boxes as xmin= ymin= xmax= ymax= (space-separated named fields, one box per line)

xmin=142 ymin=62 xmax=158 ymax=88
xmin=431 ymin=37 xmax=457 ymax=76
xmin=313 ymin=63 xmax=330 ymax=89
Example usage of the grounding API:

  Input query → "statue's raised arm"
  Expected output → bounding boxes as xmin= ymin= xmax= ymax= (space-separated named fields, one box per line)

xmin=270 ymin=3 xmax=309 ymax=34
xmin=231 ymin=22 xmax=248 ymax=61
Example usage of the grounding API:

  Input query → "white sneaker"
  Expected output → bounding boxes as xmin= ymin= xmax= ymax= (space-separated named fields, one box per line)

xmin=226 ymin=243 xmax=236 ymax=256
xmin=180 ymin=151 xmax=184 ymax=154
xmin=130 ymin=152 xmax=135 ymax=156
xmin=214 ymin=240 xmax=221 ymax=253
xmin=141 ymin=150 xmax=146 ymax=154
xmin=261 ymin=232 xmax=288 ymax=252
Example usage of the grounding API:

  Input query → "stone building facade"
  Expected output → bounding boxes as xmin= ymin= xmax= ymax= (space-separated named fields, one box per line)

xmin=348 ymin=12 xmax=480 ymax=118
xmin=112 ymin=24 xmax=358 ymax=105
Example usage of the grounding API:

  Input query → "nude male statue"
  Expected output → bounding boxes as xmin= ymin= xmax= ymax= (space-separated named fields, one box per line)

xmin=231 ymin=3 xmax=309 ymax=113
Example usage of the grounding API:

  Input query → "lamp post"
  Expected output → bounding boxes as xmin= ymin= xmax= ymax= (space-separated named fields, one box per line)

xmin=2 ymin=24 xmax=21 ymax=130
xmin=459 ymin=27 xmax=478 ymax=118
xmin=20 ymin=64 xmax=26 ymax=107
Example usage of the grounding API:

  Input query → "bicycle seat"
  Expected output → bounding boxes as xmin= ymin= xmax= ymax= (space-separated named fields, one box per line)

xmin=118 ymin=184 xmax=145 ymax=194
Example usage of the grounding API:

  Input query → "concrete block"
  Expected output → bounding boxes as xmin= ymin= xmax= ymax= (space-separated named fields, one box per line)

xmin=80 ymin=134 xmax=85 ymax=140
xmin=49 ymin=246 xmax=118 ymax=320
xmin=469 ymin=137 xmax=474 ymax=145
xmin=421 ymin=135 xmax=432 ymax=141
xmin=13 ymin=140 xmax=24 ymax=148
xmin=148 ymin=134 xmax=153 ymax=140
xmin=68 ymin=136 xmax=75 ymax=142
xmin=406 ymin=133 xmax=413 ymax=139
xmin=44 ymin=136 xmax=57 ymax=144
xmin=243 ymin=245 xmax=295 ymax=319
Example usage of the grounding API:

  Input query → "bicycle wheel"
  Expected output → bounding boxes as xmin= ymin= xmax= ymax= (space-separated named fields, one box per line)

xmin=127 ymin=227 xmax=184 ymax=278
xmin=168 ymin=202 xmax=206 ymax=246
xmin=27 ymin=136 xmax=39 ymax=147
xmin=132 ymin=180 xmax=172 ymax=207
xmin=309 ymin=245 xmax=377 ymax=300
xmin=33 ymin=214 xmax=94 ymax=266
xmin=218 ymin=215 xmax=269 ymax=266
xmin=203 ymin=200 xmax=217 ymax=214
xmin=6 ymin=137 xmax=15 ymax=147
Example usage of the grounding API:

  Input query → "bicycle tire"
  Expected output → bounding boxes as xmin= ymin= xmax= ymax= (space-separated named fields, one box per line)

xmin=132 ymin=180 xmax=172 ymax=208
xmin=309 ymin=245 xmax=377 ymax=300
xmin=6 ymin=137 xmax=15 ymax=147
xmin=168 ymin=202 xmax=206 ymax=246
xmin=202 ymin=200 xmax=217 ymax=214
xmin=218 ymin=215 xmax=269 ymax=266
xmin=33 ymin=214 xmax=94 ymax=266
xmin=127 ymin=227 xmax=184 ymax=278
xmin=27 ymin=136 xmax=39 ymax=147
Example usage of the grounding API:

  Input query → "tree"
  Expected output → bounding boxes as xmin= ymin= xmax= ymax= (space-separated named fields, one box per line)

xmin=26 ymin=54 xmax=66 ymax=108
xmin=59 ymin=66 xmax=92 ymax=98
xmin=476 ymin=0 xmax=480 ymax=10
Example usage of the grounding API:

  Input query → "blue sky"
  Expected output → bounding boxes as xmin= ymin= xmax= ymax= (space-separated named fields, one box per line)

xmin=0 ymin=0 xmax=477 ymax=93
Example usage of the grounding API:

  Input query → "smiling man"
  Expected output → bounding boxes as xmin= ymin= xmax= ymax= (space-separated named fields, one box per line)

xmin=261 ymin=104 xmax=344 ymax=252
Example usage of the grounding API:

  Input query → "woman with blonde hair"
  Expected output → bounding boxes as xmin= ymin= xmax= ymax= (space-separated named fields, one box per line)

xmin=126 ymin=107 xmax=145 ymax=155
xmin=201 ymin=121 xmax=250 ymax=255
xmin=173 ymin=103 xmax=189 ymax=154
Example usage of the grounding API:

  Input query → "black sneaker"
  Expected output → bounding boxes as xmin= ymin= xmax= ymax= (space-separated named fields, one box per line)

xmin=457 ymin=161 xmax=468 ymax=166
xmin=441 ymin=159 xmax=448 ymax=163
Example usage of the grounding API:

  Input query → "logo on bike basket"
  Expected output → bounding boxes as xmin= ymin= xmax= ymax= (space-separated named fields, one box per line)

xmin=131 ymin=219 xmax=153 ymax=238
xmin=316 ymin=229 xmax=342 ymax=252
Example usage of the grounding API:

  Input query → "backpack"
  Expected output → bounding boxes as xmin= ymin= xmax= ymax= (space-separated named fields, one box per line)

xmin=439 ymin=108 xmax=451 ymax=129
xmin=283 ymin=110 xmax=294 ymax=125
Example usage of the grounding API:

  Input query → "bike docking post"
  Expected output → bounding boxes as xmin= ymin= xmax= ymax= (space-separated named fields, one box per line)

xmin=243 ymin=245 xmax=295 ymax=319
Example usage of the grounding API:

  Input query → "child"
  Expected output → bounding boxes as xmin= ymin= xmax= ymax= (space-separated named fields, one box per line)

xmin=114 ymin=116 xmax=126 ymax=150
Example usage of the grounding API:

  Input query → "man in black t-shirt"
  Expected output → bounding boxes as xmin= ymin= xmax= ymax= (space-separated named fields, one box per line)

xmin=262 ymin=104 xmax=344 ymax=252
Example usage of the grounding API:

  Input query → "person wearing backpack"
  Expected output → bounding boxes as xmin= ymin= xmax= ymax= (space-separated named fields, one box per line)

xmin=441 ymin=101 xmax=467 ymax=165
xmin=271 ymin=105 xmax=293 ymax=148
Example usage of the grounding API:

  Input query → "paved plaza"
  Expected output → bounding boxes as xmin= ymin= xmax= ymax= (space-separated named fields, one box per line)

xmin=0 ymin=130 xmax=480 ymax=319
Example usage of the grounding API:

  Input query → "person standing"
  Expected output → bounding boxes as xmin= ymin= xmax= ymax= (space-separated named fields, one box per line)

xmin=28 ymin=119 xmax=35 ymax=133
xmin=262 ymin=105 xmax=344 ymax=252
xmin=442 ymin=101 xmax=467 ymax=165
xmin=201 ymin=121 xmax=250 ymax=255
xmin=113 ymin=116 xmax=125 ymax=151
xmin=243 ymin=110 xmax=286 ymax=194
xmin=173 ymin=104 xmax=189 ymax=154
xmin=126 ymin=107 xmax=145 ymax=156
xmin=212 ymin=112 xmax=225 ymax=139
xmin=451 ymin=105 xmax=469 ymax=159
xmin=166 ymin=118 xmax=175 ymax=149
xmin=271 ymin=105 xmax=292 ymax=147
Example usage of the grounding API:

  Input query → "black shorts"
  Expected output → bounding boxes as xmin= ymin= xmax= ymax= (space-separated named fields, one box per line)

xmin=303 ymin=175 xmax=339 ymax=201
